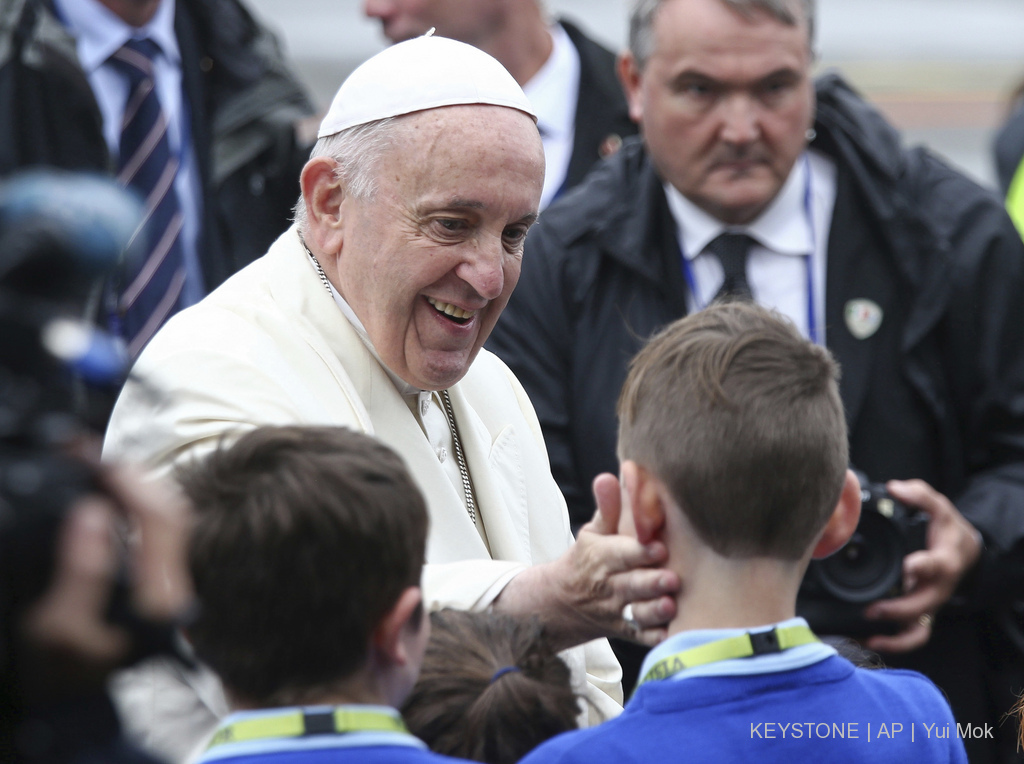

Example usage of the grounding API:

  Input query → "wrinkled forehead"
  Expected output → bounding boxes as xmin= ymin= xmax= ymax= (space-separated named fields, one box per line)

xmin=377 ymin=105 xmax=545 ymax=205
xmin=388 ymin=105 xmax=543 ymax=164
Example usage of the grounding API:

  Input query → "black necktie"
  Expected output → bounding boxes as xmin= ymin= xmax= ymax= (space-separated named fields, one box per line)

xmin=109 ymin=38 xmax=187 ymax=358
xmin=707 ymin=232 xmax=755 ymax=302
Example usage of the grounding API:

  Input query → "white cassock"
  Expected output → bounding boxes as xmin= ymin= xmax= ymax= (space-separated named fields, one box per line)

xmin=104 ymin=225 xmax=623 ymax=762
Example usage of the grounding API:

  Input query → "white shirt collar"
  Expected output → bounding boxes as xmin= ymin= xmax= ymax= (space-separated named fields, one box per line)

xmin=522 ymin=22 xmax=579 ymax=143
xmin=56 ymin=0 xmax=181 ymax=74
xmin=666 ymin=154 xmax=814 ymax=261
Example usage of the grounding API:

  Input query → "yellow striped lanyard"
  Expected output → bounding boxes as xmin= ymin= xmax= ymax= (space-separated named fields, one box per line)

xmin=207 ymin=707 xmax=408 ymax=750
xmin=637 ymin=625 xmax=820 ymax=688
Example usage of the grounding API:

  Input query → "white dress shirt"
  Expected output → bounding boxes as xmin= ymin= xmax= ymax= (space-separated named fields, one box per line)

xmin=666 ymin=150 xmax=838 ymax=343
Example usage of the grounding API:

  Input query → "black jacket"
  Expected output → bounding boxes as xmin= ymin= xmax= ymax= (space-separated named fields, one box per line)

xmin=0 ymin=0 xmax=314 ymax=291
xmin=558 ymin=19 xmax=637 ymax=193
xmin=489 ymin=73 xmax=1024 ymax=763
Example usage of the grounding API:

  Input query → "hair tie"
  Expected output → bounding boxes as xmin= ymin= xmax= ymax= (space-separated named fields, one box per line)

xmin=490 ymin=665 xmax=521 ymax=684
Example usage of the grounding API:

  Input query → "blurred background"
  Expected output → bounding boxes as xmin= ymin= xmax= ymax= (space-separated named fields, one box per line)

xmin=249 ymin=0 xmax=1024 ymax=188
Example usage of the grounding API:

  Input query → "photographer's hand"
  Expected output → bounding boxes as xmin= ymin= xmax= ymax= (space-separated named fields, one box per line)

xmin=863 ymin=479 xmax=981 ymax=653
xmin=20 ymin=496 xmax=128 ymax=697
xmin=102 ymin=465 xmax=193 ymax=623
xmin=19 ymin=466 xmax=192 ymax=701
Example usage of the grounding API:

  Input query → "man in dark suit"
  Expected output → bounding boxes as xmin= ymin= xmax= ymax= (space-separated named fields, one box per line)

xmin=0 ymin=0 xmax=314 ymax=355
xmin=363 ymin=0 xmax=636 ymax=208
xmin=487 ymin=1 xmax=1024 ymax=762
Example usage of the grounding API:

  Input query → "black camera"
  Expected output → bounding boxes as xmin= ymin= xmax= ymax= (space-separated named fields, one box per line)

xmin=0 ymin=170 xmax=194 ymax=760
xmin=0 ymin=170 xmax=139 ymax=607
xmin=0 ymin=171 xmax=139 ymax=718
xmin=797 ymin=477 xmax=928 ymax=637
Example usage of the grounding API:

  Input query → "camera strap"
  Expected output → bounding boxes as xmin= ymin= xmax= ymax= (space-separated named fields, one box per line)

xmin=205 ymin=706 xmax=413 ymax=751
xmin=637 ymin=624 xmax=820 ymax=688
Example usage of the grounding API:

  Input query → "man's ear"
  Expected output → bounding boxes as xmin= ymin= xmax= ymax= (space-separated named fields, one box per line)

xmin=621 ymin=460 xmax=667 ymax=545
xmin=299 ymin=157 xmax=346 ymax=253
xmin=371 ymin=586 xmax=424 ymax=667
xmin=617 ymin=51 xmax=644 ymax=125
xmin=811 ymin=469 xmax=862 ymax=559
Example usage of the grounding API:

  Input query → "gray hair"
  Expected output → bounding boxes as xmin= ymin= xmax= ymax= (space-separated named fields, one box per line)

xmin=628 ymin=0 xmax=816 ymax=70
xmin=292 ymin=117 xmax=400 ymax=237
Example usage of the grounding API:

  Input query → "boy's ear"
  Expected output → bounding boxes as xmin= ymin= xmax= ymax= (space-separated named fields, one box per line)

xmin=811 ymin=469 xmax=862 ymax=559
xmin=371 ymin=586 xmax=424 ymax=667
xmin=621 ymin=460 xmax=667 ymax=545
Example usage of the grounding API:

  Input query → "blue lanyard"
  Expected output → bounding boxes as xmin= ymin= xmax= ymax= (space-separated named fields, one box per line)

xmin=679 ymin=154 xmax=819 ymax=345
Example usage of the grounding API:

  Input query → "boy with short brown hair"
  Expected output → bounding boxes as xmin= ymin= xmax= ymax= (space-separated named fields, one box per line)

xmin=181 ymin=425 xmax=474 ymax=764
xmin=522 ymin=303 xmax=966 ymax=763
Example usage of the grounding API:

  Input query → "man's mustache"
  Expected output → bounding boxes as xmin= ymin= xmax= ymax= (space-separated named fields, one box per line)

xmin=707 ymin=145 xmax=771 ymax=167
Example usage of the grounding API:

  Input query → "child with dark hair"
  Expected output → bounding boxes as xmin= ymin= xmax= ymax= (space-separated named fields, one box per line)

xmin=178 ymin=425 xmax=477 ymax=764
xmin=403 ymin=610 xmax=579 ymax=764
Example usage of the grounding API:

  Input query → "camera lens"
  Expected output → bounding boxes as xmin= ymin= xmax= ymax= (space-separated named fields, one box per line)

xmin=814 ymin=512 xmax=903 ymax=603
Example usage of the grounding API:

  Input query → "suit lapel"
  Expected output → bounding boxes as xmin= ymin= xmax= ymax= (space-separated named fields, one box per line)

xmin=564 ymin=39 xmax=603 ymax=189
xmin=825 ymin=169 xmax=898 ymax=431
xmin=366 ymin=380 xmax=493 ymax=562
xmin=560 ymin=20 xmax=634 ymax=190
xmin=446 ymin=384 xmax=533 ymax=563
xmin=605 ymin=158 xmax=691 ymax=317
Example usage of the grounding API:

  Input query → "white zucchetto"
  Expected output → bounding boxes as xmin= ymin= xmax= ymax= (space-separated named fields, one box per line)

xmin=317 ymin=33 xmax=537 ymax=139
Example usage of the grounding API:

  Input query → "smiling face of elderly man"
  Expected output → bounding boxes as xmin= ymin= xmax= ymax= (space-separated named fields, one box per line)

xmin=301 ymin=103 xmax=544 ymax=391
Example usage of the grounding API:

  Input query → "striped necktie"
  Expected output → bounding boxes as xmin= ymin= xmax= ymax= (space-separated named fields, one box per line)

xmin=109 ymin=38 xmax=187 ymax=358
xmin=708 ymin=232 xmax=755 ymax=302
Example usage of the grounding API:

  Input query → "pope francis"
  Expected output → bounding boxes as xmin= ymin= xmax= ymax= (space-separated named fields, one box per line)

xmin=103 ymin=33 xmax=679 ymax=763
